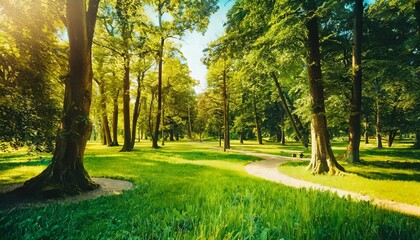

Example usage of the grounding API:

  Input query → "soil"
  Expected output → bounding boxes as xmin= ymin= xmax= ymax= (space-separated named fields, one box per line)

xmin=0 ymin=178 xmax=133 ymax=211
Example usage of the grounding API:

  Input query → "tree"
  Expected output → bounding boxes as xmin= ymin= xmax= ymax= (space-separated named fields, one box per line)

xmin=130 ymin=57 xmax=152 ymax=149
xmin=16 ymin=0 xmax=101 ymax=197
xmin=364 ymin=0 xmax=419 ymax=149
xmin=303 ymin=1 xmax=344 ymax=174
xmin=0 ymin=0 xmax=63 ymax=152
xmin=347 ymin=0 xmax=364 ymax=163
xmin=115 ymin=0 xmax=141 ymax=152
xmin=92 ymin=50 xmax=112 ymax=145
xmin=146 ymin=0 xmax=218 ymax=148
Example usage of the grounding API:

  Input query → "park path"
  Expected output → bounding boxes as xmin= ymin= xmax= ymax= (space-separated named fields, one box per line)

xmin=236 ymin=150 xmax=420 ymax=217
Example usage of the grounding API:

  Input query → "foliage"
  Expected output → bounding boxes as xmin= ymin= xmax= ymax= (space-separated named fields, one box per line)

xmin=0 ymin=0 xmax=64 ymax=151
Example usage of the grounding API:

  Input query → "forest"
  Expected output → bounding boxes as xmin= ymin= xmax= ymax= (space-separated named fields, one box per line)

xmin=0 ymin=0 xmax=419 ymax=239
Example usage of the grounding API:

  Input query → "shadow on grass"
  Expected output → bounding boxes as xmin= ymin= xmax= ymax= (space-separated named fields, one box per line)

xmin=350 ymin=170 xmax=420 ymax=182
xmin=363 ymin=148 xmax=420 ymax=160
xmin=358 ymin=160 xmax=420 ymax=171
xmin=0 ymin=159 xmax=50 ymax=172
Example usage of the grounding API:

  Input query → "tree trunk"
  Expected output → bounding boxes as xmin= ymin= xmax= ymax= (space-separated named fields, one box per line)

xmin=130 ymin=72 xmax=143 ymax=150
xmin=253 ymin=97 xmax=263 ymax=145
xmin=94 ymin=79 xmax=111 ymax=145
xmin=365 ymin=115 xmax=369 ymax=144
xmin=153 ymin=37 xmax=164 ymax=148
xmin=240 ymin=130 xmax=244 ymax=144
xmin=375 ymin=99 xmax=383 ymax=149
xmin=219 ymin=127 xmax=222 ymax=147
xmin=308 ymin=122 xmax=317 ymax=170
xmin=415 ymin=129 xmax=420 ymax=148
xmin=120 ymin=53 xmax=132 ymax=152
xmin=109 ymin=89 xmax=120 ymax=146
xmin=161 ymin=98 xmax=165 ymax=146
xmin=415 ymin=0 xmax=420 ymax=37
xmin=413 ymin=1 xmax=420 ymax=128
xmin=16 ymin=0 xmax=100 ymax=198
xmin=388 ymin=130 xmax=398 ymax=147
xmin=148 ymin=91 xmax=155 ymax=141
xmin=305 ymin=3 xmax=344 ymax=175
xmin=281 ymin=129 xmax=285 ymax=145
xmin=271 ymin=72 xmax=308 ymax=148
xmin=188 ymin=105 xmax=193 ymax=140
xmin=223 ymin=66 xmax=230 ymax=151
xmin=169 ymin=128 xmax=175 ymax=141
xmin=347 ymin=0 xmax=363 ymax=163
xmin=227 ymin=96 xmax=231 ymax=147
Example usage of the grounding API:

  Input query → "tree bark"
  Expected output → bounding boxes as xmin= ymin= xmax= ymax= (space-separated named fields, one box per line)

xmin=415 ymin=0 xmax=420 ymax=37
xmin=148 ymin=91 xmax=155 ymax=141
xmin=305 ymin=3 xmax=344 ymax=175
xmin=153 ymin=37 xmax=164 ymax=148
xmin=219 ymin=127 xmax=222 ymax=147
xmin=415 ymin=129 xmax=420 ymax=148
xmin=109 ymin=89 xmax=120 ymax=146
xmin=308 ymin=122 xmax=317 ymax=170
xmin=120 ymin=53 xmax=132 ymax=151
xmin=413 ymin=1 xmax=419 ymax=148
xmin=253 ymin=96 xmax=263 ymax=145
xmin=16 ymin=0 xmax=100 ymax=198
xmin=161 ymin=97 xmax=165 ymax=146
xmin=188 ymin=105 xmax=193 ymax=139
xmin=347 ymin=0 xmax=363 ymax=163
xmin=375 ymin=99 xmax=383 ymax=149
xmin=130 ymin=72 xmax=144 ymax=150
xmin=365 ymin=115 xmax=369 ymax=144
xmin=169 ymin=128 xmax=175 ymax=141
xmin=222 ymin=66 xmax=230 ymax=151
xmin=271 ymin=72 xmax=308 ymax=148
xmin=281 ymin=129 xmax=285 ymax=145
xmin=388 ymin=130 xmax=398 ymax=147
xmin=94 ymin=79 xmax=112 ymax=145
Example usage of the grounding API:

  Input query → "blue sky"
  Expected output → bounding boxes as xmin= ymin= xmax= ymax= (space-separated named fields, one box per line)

xmin=179 ymin=1 xmax=235 ymax=93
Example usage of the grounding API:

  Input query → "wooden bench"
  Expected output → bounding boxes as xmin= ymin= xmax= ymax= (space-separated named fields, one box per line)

xmin=283 ymin=150 xmax=304 ymax=158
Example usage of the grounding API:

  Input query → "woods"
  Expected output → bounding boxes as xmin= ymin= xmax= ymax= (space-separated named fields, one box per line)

xmin=1 ymin=1 xmax=420 ymax=239
xmin=0 ymin=0 xmax=419 ymax=195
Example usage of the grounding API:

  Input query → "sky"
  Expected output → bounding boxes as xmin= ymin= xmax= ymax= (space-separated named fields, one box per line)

xmin=178 ymin=1 xmax=235 ymax=94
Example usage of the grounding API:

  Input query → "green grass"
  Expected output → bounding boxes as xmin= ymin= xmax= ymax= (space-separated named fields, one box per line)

xmin=273 ymin=139 xmax=420 ymax=206
xmin=1 ymin=140 xmax=419 ymax=239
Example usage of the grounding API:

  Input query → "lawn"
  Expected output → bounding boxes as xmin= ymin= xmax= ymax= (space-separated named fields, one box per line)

xmin=272 ymin=139 xmax=420 ymax=206
xmin=0 ymin=140 xmax=419 ymax=239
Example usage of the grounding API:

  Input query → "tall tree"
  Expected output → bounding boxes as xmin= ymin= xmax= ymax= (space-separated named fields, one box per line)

xmin=304 ymin=1 xmax=344 ymax=174
xmin=17 ymin=0 xmax=101 ymax=197
xmin=147 ymin=0 xmax=218 ymax=148
xmin=92 ymin=51 xmax=112 ymax=145
xmin=347 ymin=0 xmax=364 ymax=163
xmin=115 ymin=0 xmax=140 ymax=152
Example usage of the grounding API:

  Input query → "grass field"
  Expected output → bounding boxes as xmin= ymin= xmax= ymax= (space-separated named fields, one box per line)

xmin=0 ymin=140 xmax=419 ymax=239
xmin=273 ymin=139 xmax=420 ymax=206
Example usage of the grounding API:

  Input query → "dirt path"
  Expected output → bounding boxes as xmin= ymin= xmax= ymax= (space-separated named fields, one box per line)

xmin=0 ymin=178 xmax=133 ymax=211
xmin=238 ymin=150 xmax=420 ymax=217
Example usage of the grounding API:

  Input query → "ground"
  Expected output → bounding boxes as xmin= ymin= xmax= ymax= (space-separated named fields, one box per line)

xmin=0 ymin=178 xmax=133 ymax=211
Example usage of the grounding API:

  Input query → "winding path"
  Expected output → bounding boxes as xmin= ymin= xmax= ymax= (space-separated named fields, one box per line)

xmin=239 ymin=151 xmax=420 ymax=217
